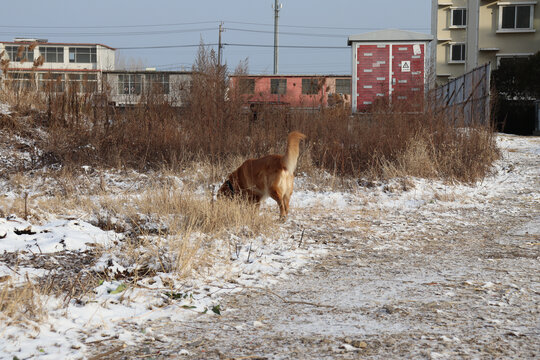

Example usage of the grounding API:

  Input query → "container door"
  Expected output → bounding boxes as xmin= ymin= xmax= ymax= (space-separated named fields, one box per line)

xmin=356 ymin=44 xmax=390 ymax=112
xmin=391 ymin=43 xmax=425 ymax=111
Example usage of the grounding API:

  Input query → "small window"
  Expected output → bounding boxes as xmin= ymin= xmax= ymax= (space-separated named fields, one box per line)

xmin=500 ymin=5 xmax=533 ymax=30
xmin=498 ymin=56 xmax=530 ymax=67
xmin=5 ymin=45 xmax=34 ymax=62
xmin=118 ymin=74 xmax=142 ymax=95
xmin=450 ymin=43 xmax=466 ymax=63
xmin=146 ymin=73 xmax=170 ymax=94
xmin=7 ymin=72 xmax=32 ymax=90
xmin=38 ymin=73 xmax=65 ymax=92
xmin=302 ymin=78 xmax=320 ymax=95
xmin=335 ymin=79 xmax=351 ymax=94
xmin=451 ymin=8 xmax=467 ymax=27
xmin=40 ymin=46 xmax=64 ymax=63
xmin=68 ymin=73 xmax=98 ymax=93
xmin=270 ymin=78 xmax=287 ymax=95
xmin=69 ymin=47 xmax=97 ymax=63
xmin=238 ymin=78 xmax=255 ymax=94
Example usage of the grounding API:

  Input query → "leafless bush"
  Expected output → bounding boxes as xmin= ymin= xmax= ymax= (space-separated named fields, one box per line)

xmin=0 ymin=44 xmax=498 ymax=183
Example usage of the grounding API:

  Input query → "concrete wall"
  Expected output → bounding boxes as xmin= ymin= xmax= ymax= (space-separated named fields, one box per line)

xmin=433 ymin=0 xmax=540 ymax=85
xmin=0 ymin=42 xmax=115 ymax=71
xmin=434 ymin=0 xmax=469 ymax=83
xmin=102 ymin=71 xmax=192 ymax=107
xmin=478 ymin=1 xmax=540 ymax=66
xmin=230 ymin=75 xmax=351 ymax=109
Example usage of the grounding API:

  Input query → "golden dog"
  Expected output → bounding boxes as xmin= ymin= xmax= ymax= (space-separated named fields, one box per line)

xmin=218 ymin=131 xmax=306 ymax=219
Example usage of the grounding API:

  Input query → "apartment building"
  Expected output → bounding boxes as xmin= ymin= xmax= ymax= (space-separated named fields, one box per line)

xmin=431 ymin=0 xmax=540 ymax=84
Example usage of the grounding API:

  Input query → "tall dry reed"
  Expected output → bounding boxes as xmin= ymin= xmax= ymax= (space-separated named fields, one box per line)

xmin=0 ymin=45 xmax=498 ymax=183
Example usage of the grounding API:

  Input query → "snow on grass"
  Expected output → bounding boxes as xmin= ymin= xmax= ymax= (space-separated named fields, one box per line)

xmin=0 ymin=133 xmax=538 ymax=359
xmin=0 ymin=102 xmax=11 ymax=115
xmin=0 ymin=217 xmax=121 ymax=254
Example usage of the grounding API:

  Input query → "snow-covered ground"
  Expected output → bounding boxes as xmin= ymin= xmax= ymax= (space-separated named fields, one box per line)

xmin=0 ymin=131 xmax=538 ymax=359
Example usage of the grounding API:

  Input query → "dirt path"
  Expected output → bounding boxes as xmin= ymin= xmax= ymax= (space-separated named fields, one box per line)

xmin=90 ymin=137 xmax=539 ymax=359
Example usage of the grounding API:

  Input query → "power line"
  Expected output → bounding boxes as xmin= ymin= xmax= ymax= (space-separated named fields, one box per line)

xmin=0 ymin=21 xmax=219 ymax=29
xmin=116 ymin=43 xmax=348 ymax=50
xmin=0 ymin=28 xmax=217 ymax=37
xmin=225 ymin=43 xmax=349 ymax=49
xmin=117 ymin=44 xmax=218 ymax=50
xmin=0 ymin=20 xmax=429 ymax=32
xmin=226 ymin=20 xmax=430 ymax=31
xmin=226 ymin=27 xmax=349 ymax=38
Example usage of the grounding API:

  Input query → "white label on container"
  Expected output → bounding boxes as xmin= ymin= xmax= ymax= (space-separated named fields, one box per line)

xmin=401 ymin=61 xmax=411 ymax=72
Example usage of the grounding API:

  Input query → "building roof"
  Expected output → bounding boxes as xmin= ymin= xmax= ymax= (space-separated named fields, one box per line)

xmin=0 ymin=39 xmax=116 ymax=50
xmin=347 ymin=29 xmax=433 ymax=45
xmin=230 ymin=74 xmax=351 ymax=78
xmin=103 ymin=70 xmax=192 ymax=75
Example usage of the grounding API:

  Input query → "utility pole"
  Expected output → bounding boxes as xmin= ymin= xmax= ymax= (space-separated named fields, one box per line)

xmin=466 ymin=0 xmax=479 ymax=72
xmin=273 ymin=0 xmax=282 ymax=74
xmin=218 ymin=21 xmax=224 ymax=67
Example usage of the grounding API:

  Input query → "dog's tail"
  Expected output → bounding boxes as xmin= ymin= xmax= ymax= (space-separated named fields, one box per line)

xmin=281 ymin=131 xmax=306 ymax=173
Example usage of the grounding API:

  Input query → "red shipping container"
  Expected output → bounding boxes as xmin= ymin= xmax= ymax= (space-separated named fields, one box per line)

xmin=348 ymin=30 xmax=433 ymax=112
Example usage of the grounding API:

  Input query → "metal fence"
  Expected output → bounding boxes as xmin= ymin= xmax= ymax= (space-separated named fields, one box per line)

xmin=429 ymin=63 xmax=491 ymax=125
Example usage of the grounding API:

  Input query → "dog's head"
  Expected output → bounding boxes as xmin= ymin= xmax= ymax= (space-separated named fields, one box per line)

xmin=217 ymin=177 xmax=236 ymax=199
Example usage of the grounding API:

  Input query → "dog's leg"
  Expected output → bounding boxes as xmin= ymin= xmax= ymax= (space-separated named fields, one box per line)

xmin=283 ymin=193 xmax=291 ymax=216
xmin=269 ymin=186 xmax=286 ymax=219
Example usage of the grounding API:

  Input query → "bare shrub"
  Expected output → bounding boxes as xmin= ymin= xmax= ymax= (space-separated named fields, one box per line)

xmin=0 ymin=44 xmax=498 ymax=183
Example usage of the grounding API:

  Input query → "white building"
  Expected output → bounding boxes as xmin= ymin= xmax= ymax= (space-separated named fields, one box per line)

xmin=0 ymin=38 xmax=192 ymax=107
xmin=0 ymin=38 xmax=115 ymax=92
xmin=102 ymin=70 xmax=192 ymax=107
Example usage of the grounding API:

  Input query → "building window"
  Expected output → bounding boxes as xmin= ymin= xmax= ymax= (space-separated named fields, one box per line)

xmin=238 ymin=78 xmax=255 ymax=94
xmin=118 ymin=74 xmax=142 ymax=95
xmin=500 ymin=5 xmax=534 ymax=30
xmin=5 ymin=45 xmax=34 ymax=62
xmin=451 ymin=8 xmax=467 ymax=27
xmin=335 ymin=78 xmax=351 ymax=94
xmin=6 ymin=72 xmax=32 ymax=91
xmin=40 ymin=46 xmax=64 ymax=63
xmin=497 ymin=55 xmax=531 ymax=67
xmin=302 ymin=78 xmax=320 ymax=95
xmin=38 ymin=73 xmax=65 ymax=92
xmin=146 ymin=73 xmax=170 ymax=94
xmin=69 ymin=47 xmax=97 ymax=63
xmin=450 ymin=43 xmax=466 ymax=63
xmin=68 ymin=73 xmax=98 ymax=93
xmin=270 ymin=78 xmax=287 ymax=95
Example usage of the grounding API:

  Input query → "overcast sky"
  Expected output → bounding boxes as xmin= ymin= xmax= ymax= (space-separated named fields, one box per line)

xmin=2 ymin=0 xmax=431 ymax=74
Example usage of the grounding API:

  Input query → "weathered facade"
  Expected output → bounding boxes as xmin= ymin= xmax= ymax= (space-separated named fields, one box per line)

xmin=102 ymin=70 xmax=191 ymax=107
xmin=229 ymin=74 xmax=351 ymax=110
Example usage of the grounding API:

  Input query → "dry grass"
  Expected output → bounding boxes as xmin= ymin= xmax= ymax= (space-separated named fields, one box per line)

xmin=0 ymin=276 xmax=48 ymax=328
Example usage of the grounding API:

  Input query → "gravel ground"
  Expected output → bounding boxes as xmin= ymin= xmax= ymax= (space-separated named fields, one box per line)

xmin=86 ymin=135 xmax=539 ymax=359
